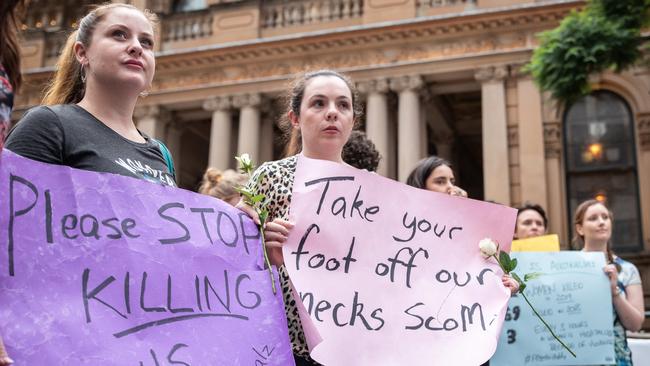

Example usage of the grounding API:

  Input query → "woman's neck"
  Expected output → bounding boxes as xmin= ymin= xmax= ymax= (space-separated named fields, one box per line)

xmin=301 ymin=146 xmax=343 ymax=164
xmin=582 ymin=239 xmax=608 ymax=253
xmin=78 ymin=82 xmax=143 ymax=142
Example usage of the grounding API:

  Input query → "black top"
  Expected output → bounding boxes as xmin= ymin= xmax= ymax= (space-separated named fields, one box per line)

xmin=6 ymin=104 xmax=176 ymax=187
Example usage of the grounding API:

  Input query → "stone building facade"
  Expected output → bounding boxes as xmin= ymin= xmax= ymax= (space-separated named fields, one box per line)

xmin=14 ymin=0 xmax=650 ymax=318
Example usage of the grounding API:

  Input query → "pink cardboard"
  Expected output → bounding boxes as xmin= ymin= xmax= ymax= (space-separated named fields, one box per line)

xmin=283 ymin=155 xmax=517 ymax=365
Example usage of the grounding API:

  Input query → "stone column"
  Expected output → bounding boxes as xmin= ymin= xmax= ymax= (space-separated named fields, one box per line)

xmin=391 ymin=75 xmax=424 ymax=182
xmin=433 ymin=132 xmax=455 ymax=163
xmin=475 ymin=66 xmax=510 ymax=205
xmin=423 ymin=89 xmax=456 ymax=163
xmin=203 ymin=96 xmax=232 ymax=170
xmin=517 ymin=74 xmax=548 ymax=210
xmin=259 ymin=100 xmax=275 ymax=164
xmin=134 ymin=105 xmax=171 ymax=140
xmin=636 ymin=113 xmax=650 ymax=251
xmin=234 ymin=93 xmax=262 ymax=163
xmin=359 ymin=79 xmax=390 ymax=176
xmin=543 ymin=120 xmax=567 ymax=247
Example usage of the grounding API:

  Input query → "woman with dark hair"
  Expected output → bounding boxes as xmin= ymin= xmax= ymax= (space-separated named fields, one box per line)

xmin=407 ymin=156 xmax=518 ymax=297
xmin=514 ymin=203 xmax=548 ymax=239
xmin=574 ymin=199 xmax=644 ymax=365
xmin=0 ymin=0 xmax=25 ymax=153
xmin=238 ymin=69 xmax=362 ymax=365
xmin=406 ymin=156 xmax=467 ymax=197
xmin=6 ymin=3 xmax=176 ymax=186
xmin=0 ymin=1 xmax=27 ymax=363
xmin=342 ymin=129 xmax=381 ymax=172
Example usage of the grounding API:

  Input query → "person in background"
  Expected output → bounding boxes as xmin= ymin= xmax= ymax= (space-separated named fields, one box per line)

xmin=406 ymin=155 xmax=467 ymax=197
xmin=574 ymin=199 xmax=645 ymax=365
xmin=407 ymin=155 xmax=518 ymax=297
xmin=514 ymin=203 xmax=548 ymax=239
xmin=342 ymin=129 xmax=381 ymax=172
xmin=0 ymin=1 xmax=27 ymax=364
xmin=198 ymin=168 xmax=247 ymax=206
xmin=6 ymin=3 xmax=176 ymax=187
xmin=0 ymin=0 xmax=25 ymax=152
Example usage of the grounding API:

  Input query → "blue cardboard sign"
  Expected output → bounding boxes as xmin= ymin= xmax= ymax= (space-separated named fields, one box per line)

xmin=491 ymin=252 xmax=616 ymax=365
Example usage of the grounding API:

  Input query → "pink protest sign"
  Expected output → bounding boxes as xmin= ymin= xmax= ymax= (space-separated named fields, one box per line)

xmin=284 ymin=156 xmax=517 ymax=365
xmin=0 ymin=150 xmax=294 ymax=365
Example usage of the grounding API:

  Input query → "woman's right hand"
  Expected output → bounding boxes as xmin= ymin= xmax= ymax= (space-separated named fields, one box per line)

xmin=263 ymin=218 xmax=294 ymax=266
xmin=0 ymin=336 xmax=12 ymax=366
xmin=449 ymin=185 xmax=467 ymax=198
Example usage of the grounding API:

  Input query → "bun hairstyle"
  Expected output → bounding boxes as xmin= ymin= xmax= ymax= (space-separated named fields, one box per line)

xmin=279 ymin=69 xmax=362 ymax=157
xmin=198 ymin=168 xmax=247 ymax=202
xmin=42 ymin=3 xmax=158 ymax=105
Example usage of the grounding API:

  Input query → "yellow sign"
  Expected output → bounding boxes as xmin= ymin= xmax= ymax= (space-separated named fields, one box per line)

xmin=511 ymin=234 xmax=560 ymax=252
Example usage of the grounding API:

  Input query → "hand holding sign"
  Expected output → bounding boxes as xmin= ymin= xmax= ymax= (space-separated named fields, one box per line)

xmin=283 ymin=156 xmax=518 ymax=365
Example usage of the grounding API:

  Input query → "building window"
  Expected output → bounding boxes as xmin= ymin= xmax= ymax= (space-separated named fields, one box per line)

xmin=564 ymin=91 xmax=642 ymax=252
xmin=173 ymin=0 xmax=207 ymax=12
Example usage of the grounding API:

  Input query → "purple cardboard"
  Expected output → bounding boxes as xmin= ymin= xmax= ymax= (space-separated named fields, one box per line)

xmin=0 ymin=150 xmax=294 ymax=365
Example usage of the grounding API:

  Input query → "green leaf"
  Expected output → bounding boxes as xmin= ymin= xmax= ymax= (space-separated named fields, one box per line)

xmin=259 ymin=210 xmax=269 ymax=223
xmin=510 ymin=258 xmax=518 ymax=272
xmin=524 ymin=272 xmax=544 ymax=281
xmin=511 ymin=272 xmax=524 ymax=286
xmin=251 ymin=193 xmax=266 ymax=204
xmin=499 ymin=251 xmax=512 ymax=273
xmin=234 ymin=186 xmax=251 ymax=195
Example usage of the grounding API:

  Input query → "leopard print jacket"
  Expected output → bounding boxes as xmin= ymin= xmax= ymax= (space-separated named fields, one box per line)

xmin=247 ymin=155 xmax=320 ymax=365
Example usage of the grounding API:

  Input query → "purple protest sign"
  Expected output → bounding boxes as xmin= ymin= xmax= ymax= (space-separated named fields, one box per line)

xmin=0 ymin=150 xmax=294 ymax=365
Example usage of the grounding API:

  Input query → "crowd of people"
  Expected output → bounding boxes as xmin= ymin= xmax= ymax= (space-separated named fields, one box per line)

xmin=0 ymin=3 xmax=645 ymax=365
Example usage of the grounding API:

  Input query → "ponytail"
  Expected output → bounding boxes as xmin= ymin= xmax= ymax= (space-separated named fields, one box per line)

xmin=42 ymin=31 xmax=85 ymax=105
xmin=284 ymin=128 xmax=302 ymax=157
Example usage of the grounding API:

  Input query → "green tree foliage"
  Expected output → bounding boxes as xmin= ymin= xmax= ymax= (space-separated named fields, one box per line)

xmin=527 ymin=0 xmax=649 ymax=104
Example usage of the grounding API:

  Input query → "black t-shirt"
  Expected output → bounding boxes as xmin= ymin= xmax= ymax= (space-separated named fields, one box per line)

xmin=6 ymin=104 xmax=176 ymax=187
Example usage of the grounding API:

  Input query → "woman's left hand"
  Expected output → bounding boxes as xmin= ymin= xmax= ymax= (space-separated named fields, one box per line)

xmin=502 ymin=274 xmax=520 ymax=296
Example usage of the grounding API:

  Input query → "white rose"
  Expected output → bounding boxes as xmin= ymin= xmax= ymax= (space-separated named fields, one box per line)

xmin=479 ymin=238 xmax=498 ymax=257
xmin=240 ymin=153 xmax=251 ymax=166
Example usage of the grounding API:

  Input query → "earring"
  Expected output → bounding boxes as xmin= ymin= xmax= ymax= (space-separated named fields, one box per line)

xmin=80 ymin=64 xmax=86 ymax=83
xmin=139 ymin=84 xmax=151 ymax=98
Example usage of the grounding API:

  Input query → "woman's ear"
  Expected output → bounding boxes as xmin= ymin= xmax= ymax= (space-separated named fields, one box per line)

xmin=575 ymin=224 xmax=584 ymax=237
xmin=73 ymin=41 xmax=88 ymax=67
xmin=288 ymin=110 xmax=300 ymax=129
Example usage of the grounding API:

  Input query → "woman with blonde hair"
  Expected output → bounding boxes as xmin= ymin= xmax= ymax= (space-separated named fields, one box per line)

xmin=6 ymin=3 xmax=175 ymax=186
xmin=574 ymin=199 xmax=644 ymax=365
xmin=198 ymin=168 xmax=247 ymax=206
